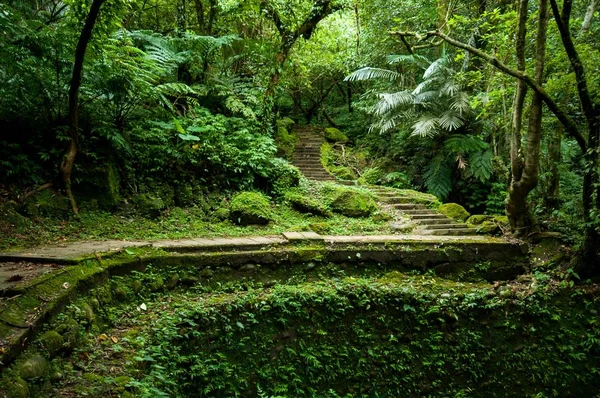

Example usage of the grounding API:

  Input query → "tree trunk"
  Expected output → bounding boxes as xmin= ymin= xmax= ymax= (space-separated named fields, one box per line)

xmin=193 ymin=0 xmax=205 ymax=32
xmin=61 ymin=0 xmax=106 ymax=216
xmin=544 ymin=121 xmax=562 ymax=210
xmin=581 ymin=0 xmax=596 ymax=33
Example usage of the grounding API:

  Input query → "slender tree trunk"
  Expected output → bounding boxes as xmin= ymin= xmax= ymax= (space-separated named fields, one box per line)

xmin=193 ymin=0 xmax=205 ymax=32
xmin=61 ymin=0 xmax=106 ymax=216
xmin=581 ymin=0 xmax=596 ymax=33
xmin=507 ymin=0 xmax=549 ymax=236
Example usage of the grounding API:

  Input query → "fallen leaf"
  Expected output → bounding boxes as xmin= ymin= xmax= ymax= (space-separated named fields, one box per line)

xmin=139 ymin=303 xmax=147 ymax=311
xmin=62 ymin=282 xmax=70 ymax=289
xmin=98 ymin=334 xmax=108 ymax=341
xmin=111 ymin=336 xmax=118 ymax=343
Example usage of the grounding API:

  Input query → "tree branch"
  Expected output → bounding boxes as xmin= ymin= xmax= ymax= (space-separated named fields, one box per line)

xmin=427 ymin=29 xmax=587 ymax=152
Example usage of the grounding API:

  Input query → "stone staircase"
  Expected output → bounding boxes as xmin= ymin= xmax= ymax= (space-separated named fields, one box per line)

xmin=367 ymin=186 xmax=478 ymax=236
xmin=291 ymin=126 xmax=336 ymax=182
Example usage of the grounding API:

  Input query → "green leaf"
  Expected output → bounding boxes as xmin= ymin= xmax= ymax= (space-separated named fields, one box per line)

xmin=178 ymin=134 xmax=201 ymax=141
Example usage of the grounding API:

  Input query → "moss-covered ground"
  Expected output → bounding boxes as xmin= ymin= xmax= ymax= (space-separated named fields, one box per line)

xmin=2 ymin=257 xmax=599 ymax=398
xmin=0 ymin=201 xmax=398 ymax=252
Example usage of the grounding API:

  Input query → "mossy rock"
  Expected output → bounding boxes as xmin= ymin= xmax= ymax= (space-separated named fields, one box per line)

xmin=39 ymin=331 xmax=64 ymax=358
xmin=324 ymin=127 xmax=349 ymax=143
xmin=467 ymin=215 xmax=493 ymax=225
xmin=477 ymin=220 xmax=500 ymax=235
xmin=18 ymin=354 xmax=48 ymax=380
xmin=309 ymin=222 xmax=330 ymax=234
xmin=1 ymin=200 xmax=28 ymax=228
xmin=285 ymin=192 xmax=332 ymax=217
xmin=439 ymin=203 xmax=470 ymax=222
xmin=329 ymin=189 xmax=377 ymax=218
xmin=22 ymin=190 xmax=69 ymax=218
xmin=371 ymin=211 xmax=394 ymax=222
xmin=393 ymin=189 xmax=441 ymax=207
xmin=331 ymin=165 xmax=357 ymax=181
xmin=55 ymin=317 xmax=81 ymax=352
xmin=494 ymin=215 xmax=509 ymax=225
xmin=5 ymin=377 xmax=29 ymax=398
xmin=230 ymin=192 xmax=273 ymax=225
xmin=133 ymin=194 xmax=166 ymax=218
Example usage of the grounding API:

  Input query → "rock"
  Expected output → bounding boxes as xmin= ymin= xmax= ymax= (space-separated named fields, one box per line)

xmin=371 ymin=211 xmax=393 ymax=222
xmin=309 ymin=222 xmax=330 ymax=234
xmin=239 ymin=264 xmax=257 ymax=272
xmin=39 ymin=331 xmax=64 ymax=358
xmin=230 ymin=191 xmax=273 ymax=225
xmin=149 ymin=277 xmax=165 ymax=292
xmin=19 ymin=354 xmax=48 ymax=380
xmin=305 ymin=262 xmax=316 ymax=270
xmin=6 ymin=377 xmax=29 ymax=398
xmin=285 ymin=192 xmax=332 ymax=217
xmin=477 ymin=221 xmax=501 ymax=235
xmin=166 ymin=274 xmax=179 ymax=289
xmin=439 ymin=203 xmax=470 ymax=222
xmin=331 ymin=165 xmax=356 ymax=180
xmin=466 ymin=215 xmax=493 ymax=225
xmin=329 ymin=188 xmax=377 ymax=218
xmin=133 ymin=193 xmax=166 ymax=218
xmin=22 ymin=190 xmax=69 ymax=218
xmin=55 ymin=317 xmax=81 ymax=352
xmin=390 ymin=222 xmax=415 ymax=232
xmin=113 ymin=286 xmax=128 ymax=301
xmin=131 ymin=280 xmax=143 ymax=293
xmin=324 ymin=127 xmax=349 ymax=143
xmin=200 ymin=268 xmax=214 ymax=277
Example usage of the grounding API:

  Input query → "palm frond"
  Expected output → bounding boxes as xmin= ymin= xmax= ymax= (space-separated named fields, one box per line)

xmin=344 ymin=67 xmax=400 ymax=82
xmin=449 ymin=91 xmax=471 ymax=116
xmin=423 ymin=57 xmax=450 ymax=79
xmin=387 ymin=54 xmax=430 ymax=67
xmin=411 ymin=115 xmax=440 ymax=137
xmin=444 ymin=134 xmax=488 ymax=154
xmin=374 ymin=91 xmax=415 ymax=116
xmin=438 ymin=111 xmax=464 ymax=131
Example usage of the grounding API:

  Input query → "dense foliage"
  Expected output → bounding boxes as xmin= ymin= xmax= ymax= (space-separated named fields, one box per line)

xmin=1 ymin=1 xmax=600 ymax=263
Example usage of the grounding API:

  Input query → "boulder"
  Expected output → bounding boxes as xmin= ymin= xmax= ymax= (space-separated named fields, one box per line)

xmin=230 ymin=192 xmax=273 ymax=225
xmin=329 ymin=189 xmax=377 ymax=218
xmin=324 ymin=127 xmax=349 ymax=143
xmin=285 ymin=192 xmax=332 ymax=217
xmin=439 ymin=203 xmax=470 ymax=222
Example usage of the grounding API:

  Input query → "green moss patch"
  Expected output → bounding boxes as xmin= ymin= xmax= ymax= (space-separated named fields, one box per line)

xmin=324 ymin=127 xmax=349 ymax=143
xmin=230 ymin=192 xmax=274 ymax=225
xmin=439 ymin=203 xmax=470 ymax=222
xmin=325 ymin=186 xmax=377 ymax=218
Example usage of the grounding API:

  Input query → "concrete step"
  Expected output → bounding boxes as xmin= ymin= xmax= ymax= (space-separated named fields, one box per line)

xmin=401 ymin=209 xmax=440 ymax=215
xmin=422 ymin=228 xmax=478 ymax=236
xmin=422 ymin=223 xmax=468 ymax=230
xmin=388 ymin=198 xmax=428 ymax=205
xmin=389 ymin=204 xmax=426 ymax=210
xmin=415 ymin=218 xmax=457 ymax=225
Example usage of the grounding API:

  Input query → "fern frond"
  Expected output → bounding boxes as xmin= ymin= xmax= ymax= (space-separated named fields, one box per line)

xmin=470 ymin=149 xmax=494 ymax=182
xmin=444 ymin=134 xmax=488 ymax=154
xmin=424 ymin=156 xmax=453 ymax=199
xmin=344 ymin=67 xmax=400 ymax=82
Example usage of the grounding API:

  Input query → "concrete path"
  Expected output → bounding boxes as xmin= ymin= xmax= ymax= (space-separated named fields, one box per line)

xmin=0 ymin=232 xmax=499 ymax=263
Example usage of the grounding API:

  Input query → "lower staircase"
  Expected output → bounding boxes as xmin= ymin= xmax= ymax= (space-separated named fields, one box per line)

xmin=367 ymin=186 xmax=478 ymax=236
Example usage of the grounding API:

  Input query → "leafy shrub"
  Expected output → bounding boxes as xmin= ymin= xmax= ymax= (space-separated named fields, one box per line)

xmin=265 ymin=158 xmax=302 ymax=196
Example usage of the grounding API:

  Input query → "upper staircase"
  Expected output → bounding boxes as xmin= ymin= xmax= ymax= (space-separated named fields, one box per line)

xmin=289 ymin=125 xmax=478 ymax=236
xmin=291 ymin=126 xmax=336 ymax=182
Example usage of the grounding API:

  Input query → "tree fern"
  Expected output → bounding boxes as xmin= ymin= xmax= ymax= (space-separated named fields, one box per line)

xmin=424 ymin=155 xmax=453 ymax=199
